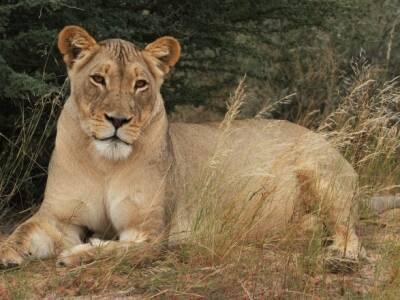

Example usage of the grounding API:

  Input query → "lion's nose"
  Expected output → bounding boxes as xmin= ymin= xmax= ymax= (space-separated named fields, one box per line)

xmin=105 ymin=114 xmax=131 ymax=129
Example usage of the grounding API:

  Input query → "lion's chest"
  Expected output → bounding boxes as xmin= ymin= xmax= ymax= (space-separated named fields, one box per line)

xmin=104 ymin=184 xmax=147 ymax=232
xmin=76 ymin=183 xmax=146 ymax=237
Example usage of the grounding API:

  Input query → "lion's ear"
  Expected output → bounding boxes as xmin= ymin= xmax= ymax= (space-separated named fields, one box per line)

xmin=58 ymin=26 xmax=97 ymax=68
xmin=144 ymin=36 xmax=181 ymax=76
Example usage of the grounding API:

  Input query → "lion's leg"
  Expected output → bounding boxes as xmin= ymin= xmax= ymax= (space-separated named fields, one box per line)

xmin=56 ymin=194 xmax=167 ymax=267
xmin=324 ymin=179 xmax=363 ymax=259
xmin=303 ymin=164 xmax=364 ymax=260
xmin=0 ymin=214 xmax=83 ymax=268
xmin=56 ymin=228 xmax=162 ymax=267
xmin=54 ymin=171 xmax=171 ymax=268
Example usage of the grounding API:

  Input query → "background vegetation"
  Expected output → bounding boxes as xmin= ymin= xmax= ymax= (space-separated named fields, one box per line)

xmin=3 ymin=0 xmax=400 ymax=298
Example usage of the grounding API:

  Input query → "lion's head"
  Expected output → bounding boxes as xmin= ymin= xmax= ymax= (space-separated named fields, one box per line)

xmin=57 ymin=26 xmax=180 ymax=160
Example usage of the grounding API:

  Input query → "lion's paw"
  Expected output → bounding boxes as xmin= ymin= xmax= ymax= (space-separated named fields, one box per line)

xmin=56 ymin=251 xmax=81 ymax=267
xmin=0 ymin=246 xmax=24 ymax=269
xmin=56 ymin=243 xmax=99 ymax=267
xmin=323 ymin=244 xmax=366 ymax=273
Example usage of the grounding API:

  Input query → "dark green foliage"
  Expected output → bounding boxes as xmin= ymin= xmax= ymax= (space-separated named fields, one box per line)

xmin=0 ymin=1 xmax=351 ymax=108
xmin=0 ymin=0 xmax=399 ymax=212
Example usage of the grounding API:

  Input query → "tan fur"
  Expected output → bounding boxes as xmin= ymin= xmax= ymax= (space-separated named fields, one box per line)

xmin=0 ymin=26 xmax=364 ymax=268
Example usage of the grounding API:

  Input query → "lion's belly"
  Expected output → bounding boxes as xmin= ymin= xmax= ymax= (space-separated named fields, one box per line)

xmin=168 ymin=119 xmax=329 ymax=241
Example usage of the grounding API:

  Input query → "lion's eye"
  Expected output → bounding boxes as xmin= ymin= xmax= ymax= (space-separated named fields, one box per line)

xmin=90 ymin=75 xmax=106 ymax=86
xmin=135 ymin=80 xmax=148 ymax=89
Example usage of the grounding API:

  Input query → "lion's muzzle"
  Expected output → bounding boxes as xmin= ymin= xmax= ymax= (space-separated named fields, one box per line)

xmin=105 ymin=113 xmax=132 ymax=129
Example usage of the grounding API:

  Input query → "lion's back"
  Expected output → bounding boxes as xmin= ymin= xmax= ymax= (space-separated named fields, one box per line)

xmin=169 ymin=119 xmax=328 ymax=202
xmin=170 ymin=119 xmax=313 ymax=175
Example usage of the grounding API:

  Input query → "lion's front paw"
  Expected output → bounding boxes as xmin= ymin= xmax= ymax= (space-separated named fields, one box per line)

xmin=0 ymin=246 xmax=24 ymax=268
xmin=324 ymin=243 xmax=366 ymax=273
xmin=56 ymin=250 xmax=82 ymax=267
xmin=56 ymin=243 xmax=99 ymax=267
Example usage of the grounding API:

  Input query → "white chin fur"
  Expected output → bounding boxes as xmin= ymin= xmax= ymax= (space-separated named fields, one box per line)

xmin=93 ymin=140 xmax=132 ymax=160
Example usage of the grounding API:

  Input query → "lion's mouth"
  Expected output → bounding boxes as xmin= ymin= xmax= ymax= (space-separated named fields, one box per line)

xmin=93 ymin=134 xmax=132 ymax=146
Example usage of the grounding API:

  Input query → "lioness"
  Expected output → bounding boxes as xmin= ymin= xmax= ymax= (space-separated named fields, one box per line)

xmin=0 ymin=26 xmax=364 ymax=268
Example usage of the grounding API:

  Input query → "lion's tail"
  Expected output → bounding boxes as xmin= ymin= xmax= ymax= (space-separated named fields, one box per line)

xmin=370 ymin=194 xmax=400 ymax=214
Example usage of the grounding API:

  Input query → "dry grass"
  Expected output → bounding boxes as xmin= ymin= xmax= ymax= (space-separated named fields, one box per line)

xmin=318 ymin=54 xmax=400 ymax=209
xmin=3 ymin=58 xmax=400 ymax=298
xmin=0 ymin=83 xmax=66 ymax=225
